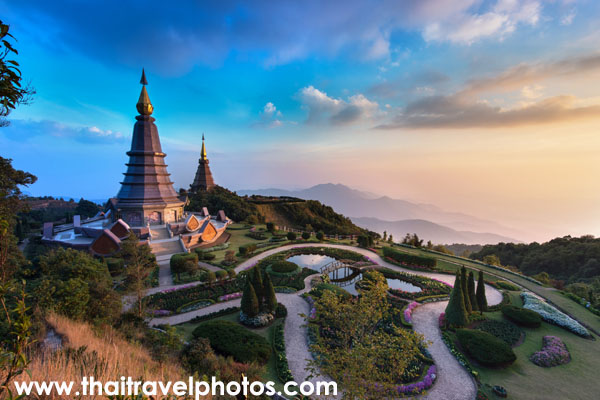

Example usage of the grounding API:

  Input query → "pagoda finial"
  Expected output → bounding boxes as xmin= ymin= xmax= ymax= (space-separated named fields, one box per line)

xmin=200 ymin=133 xmax=207 ymax=161
xmin=136 ymin=69 xmax=153 ymax=115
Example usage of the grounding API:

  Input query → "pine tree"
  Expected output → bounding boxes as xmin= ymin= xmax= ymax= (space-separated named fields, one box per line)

xmin=445 ymin=271 xmax=469 ymax=327
xmin=476 ymin=270 xmax=487 ymax=314
xmin=468 ymin=271 xmax=478 ymax=312
xmin=241 ymin=281 xmax=259 ymax=317
xmin=263 ymin=272 xmax=277 ymax=313
xmin=251 ymin=267 xmax=264 ymax=305
xmin=461 ymin=266 xmax=472 ymax=313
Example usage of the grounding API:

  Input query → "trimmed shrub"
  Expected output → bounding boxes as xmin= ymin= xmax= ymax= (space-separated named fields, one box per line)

xmin=475 ymin=320 xmax=522 ymax=345
xmin=383 ymin=246 xmax=436 ymax=269
xmin=445 ymin=271 xmax=469 ymax=327
xmin=456 ymin=329 xmax=517 ymax=367
xmin=496 ymin=281 xmax=520 ymax=291
xmin=241 ymin=281 xmax=259 ymax=317
xmin=271 ymin=260 xmax=299 ymax=273
xmin=275 ymin=302 xmax=288 ymax=318
xmin=215 ymin=270 xmax=227 ymax=280
xmin=316 ymin=231 xmax=325 ymax=241
xmin=286 ymin=232 xmax=297 ymax=241
xmin=189 ymin=306 xmax=240 ymax=324
xmin=301 ymin=232 xmax=310 ymax=240
xmin=264 ymin=273 xmax=277 ymax=313
xmin=246 ymin=231 xmax=267 ymax=240
xmin=272 ymin=322 xmax=293 ymax=382
xmin=239 ymin=243 xmax=258 ymax=256
xmin=202 ymin=253 xmax=216 ymax=261
xmin=501 ymin=305 xmax=542 ymax=328
xmin=192 ymin=320 xmax=271 ymax=364
xmin=476 ymin=270 xmax=487 ymax=312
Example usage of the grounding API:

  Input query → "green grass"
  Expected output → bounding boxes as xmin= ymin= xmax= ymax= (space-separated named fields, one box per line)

xmin=175 ymin=310 xmax=286 ymax=393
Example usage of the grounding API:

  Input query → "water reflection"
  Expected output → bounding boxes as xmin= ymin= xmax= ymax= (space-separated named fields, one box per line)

xmin=287 ymin=254 xmax=422 ymax=296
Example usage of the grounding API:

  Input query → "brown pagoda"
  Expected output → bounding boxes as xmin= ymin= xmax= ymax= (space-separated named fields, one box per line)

xmin=190 ymin=134 xmax=215 ymax=192
xmin=113 ymin=69 xmax=184 ymax=226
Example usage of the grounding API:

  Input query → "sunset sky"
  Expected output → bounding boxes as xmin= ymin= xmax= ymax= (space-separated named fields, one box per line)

xmin=1 ymin=0 xmax=599 ymax=242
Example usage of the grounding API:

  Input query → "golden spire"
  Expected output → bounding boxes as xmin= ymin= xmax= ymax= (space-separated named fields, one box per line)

xmin=200 ymin=133 xmax=207 ymax=161
xmin=136 ymin=68 xmax=153 ymax=115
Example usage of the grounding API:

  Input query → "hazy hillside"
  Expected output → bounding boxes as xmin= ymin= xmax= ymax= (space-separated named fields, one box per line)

xmin=239 ymin=183 xmax=521 ymax=243
xmin=351 ymin=216 xmax=517 ymax=245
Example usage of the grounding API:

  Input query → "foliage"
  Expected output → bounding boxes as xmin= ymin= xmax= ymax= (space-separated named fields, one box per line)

xmin=175 ymin=299 xmax=215 ymax=314
xmin=240 ymin=281 xmax=259 ymax=317
xmin=475 ymin=320 xmax=522 ymax=345
xmin=170 ymin=252 xmax=198 ymax=281
xmin=187 ymin=185 xmax=262 ymax=223
xmin=521 ymin=292 xmax=591 ymax=337
xmin=120 ymin=233 xmax=157 ymax=318
xmin=270 ymin=260 xmax=298 ymax=273
xmin=402 ymin=233 xmax=424 ymax=247
xmin=0 ymin=20 xmax=35 ymax=127
xmin=188 ymin=306 xmax=240 ymax=324
xmin=238 ymin=243 xmax=257 ymax=256
xmin=263 ymin=272 xmax=277 ymax=313
xmin=529 ymin=336 xmax=570 ymax=368
xmin=246 ymin=231 xmax=267 ymax=240
xmin=357 ymin=234 xmax=373 ymax=248
xmin=272 ymin=322 xmax=293 ymax=382
xmin=476 ymin=270 xmax=487 ymax=313
xmin=74 ymin=198 xmax=100 ymax=218
xmin=468 ymin=271 xmax=478 ymax=312
xmin=440 ymin=331 xmax=478 ymax=378
xmin=471 ymin=236 xmax=600 ymax=282
xmin=146 ymin=280 xmax=240 ymax=311
xmin=275 ymin=302 xmax=287 ymax=318
xmin=286 ymin=231 xmax=296 ymax=241
xmin=383 ymin=246 xmax=436 ymax=269
xmin=306 ymin=270 xmax=425 ymax=399
xmin=456 ymin=329 xmax=517 ymax=367
xmin=445 ymin=271 xmax=469 ymax=327
xmin=192 ymin=320 xmax=272 ymax=364
xmin=106 ymin=257 xmax=125 ymax=276
xmin=310 ymin=282 xmax=351 ymax=300
xmin=495 ymin=281 xmax=520 ymax=291
xmin=316 ymin=230 xmax=325 ymax=241
xmin=461 ymin=266 xmax=472 ymax=313
xmin=32 ymin=247 xmax=120 ymax=325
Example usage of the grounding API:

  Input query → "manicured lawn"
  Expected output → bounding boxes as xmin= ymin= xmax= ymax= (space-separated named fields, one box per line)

xmin=174 ymin=311 xmax=286 ymax=394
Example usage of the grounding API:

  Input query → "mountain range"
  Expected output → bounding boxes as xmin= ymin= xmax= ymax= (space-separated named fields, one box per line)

xmin=238 ymin=183 xmax=520 ymax=245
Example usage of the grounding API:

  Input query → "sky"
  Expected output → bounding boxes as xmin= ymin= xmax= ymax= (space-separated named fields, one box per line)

xmin=1 ymin=0 xmax=599 ymax=242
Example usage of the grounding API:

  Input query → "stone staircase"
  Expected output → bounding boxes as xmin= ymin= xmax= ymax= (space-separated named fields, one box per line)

xmin=150 ymin=226 xmax=171 ymax=240
xmin=150 ymin=238 xmax=184 ymax=256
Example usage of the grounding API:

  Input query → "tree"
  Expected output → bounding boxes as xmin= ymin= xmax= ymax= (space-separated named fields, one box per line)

xmin=461 ymin=266 xmax=472 ymax=313
xmin=227 ymin=269 xmax=236 ymax=280
xmin=250 ymin=267 xmax=264 ymax=303
xmin=182 ymin=258 xmax=199 ymax=277
xmin=476 ymin=270 xmax=487 ymax=313
xmin=205 ymin=271 xmax=216 ymax=286
xmin=241 ymin=281 xmax=259 ymax=317
xmin=483 ymin=254 xmax=502 ymax=267
xmin=120 ymin=233 xmax=157 ymax=318
xmin=266 ymin=222 xmax=275 ymax=232
xmin=387 ymin=234 xmax=393 ymax=243
xmin=0 ymin=20 xmax=35 ymax=127
xmin=468 ymin=271 xmax=478 ymax=312
xmin=316 ymin=231 xmax=325 ymax=241
xmin=383 ymin=231 xmax=387 ymax=241
xmin=305 ymin=224 xmax=314 ymax=233
xmin=426 ymin=240 xmax=433 ymax=249
xmin=263 ymin=272 xmax=277 ymax=313
xmin=287 ymin=231 xmax=296 ymax=241
xmin=445 ymin=271 xmax=469 ymax=327
xmin=302 ymin=231 xmax=310 ymax=240
xmin=75 ymin=198 xmax=100 ymax=218
xmin=307 ymin=270 xmax=423 ymax=399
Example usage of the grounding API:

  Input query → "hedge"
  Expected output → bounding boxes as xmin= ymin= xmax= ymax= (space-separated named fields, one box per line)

xmin=456 ymin=329 xmax=516 ymax=367
xmin=272 ymin=322 xmax=293 ymax=382
xmin=495 ymin=281 xmax=520 ymax=291
xmin=146 ymin=280 xmax=241 ymax=311
xmin=193 ymin=320 xmax=271 ymax=364
xmin=188 ymin=306 xmax=240 ymax=324
xmin=383 ymin=247 xmax=436 ymax=269
xmin=170 ymin=252 xmax=198 ymax=270
xmin=239 ymin=243 xmax=257 ymax=256
xmin=501 ymin=305 xmax=542 ymax=328
xmin=271 ymin=260 xmax=299 ymax=273
xmin=487 ymin=291 xmax=511 ymax=312
xmin=195 ymin=242 xmax=230 ymax=254
xmin=176 ymin=299 xmax=215 ymax=314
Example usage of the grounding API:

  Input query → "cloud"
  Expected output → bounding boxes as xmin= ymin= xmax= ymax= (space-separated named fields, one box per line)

xmin=0 ymin=119 xmax=127 ymax=144
xmin=254 ymin=102 xmax=283 ymax=128
xmin=423 ymin=0 xmax=541 ymax=44
xmin=299 ymin=86 xmax=380 ymax=125
xmin=560 ymin=10 xmax=576 ymax=26
xmin=4 ymin=0 xmax=552 ymax=73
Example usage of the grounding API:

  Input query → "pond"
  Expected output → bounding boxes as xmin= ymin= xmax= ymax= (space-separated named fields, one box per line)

xmin=287 ymin=254 xmax=422 ymax=296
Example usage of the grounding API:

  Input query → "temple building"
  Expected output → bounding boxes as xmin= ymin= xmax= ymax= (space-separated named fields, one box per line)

xmin=109 ymin=69 xmax=185 ymax=226
xmin=190 ymin=134 xmax=216 ymax=192
xmin=41 ymin=70 xmax=231 ymax=257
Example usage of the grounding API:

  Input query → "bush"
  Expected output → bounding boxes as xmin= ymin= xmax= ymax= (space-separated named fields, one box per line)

xmin=246 ymin=231 xmax=267 ymax=240
xmin=287 ymin=232 xmax=297 ymax=241
xmin=170 ymin=252 xmax=199 ymax=279
xmin=456 ymin=329 xmax=516 ymax=367
xmin=501 ymin=305 xmax=542 ymax=328
xmin=192 ymin=320 xmax=271 ymax=364
xmin=310 ymin=283 xmax=351 ymax=300
xmin=495 ymin=281 xmax=520 ymax=291
xmin=189 ymin=307 xmax=240 ymax=324
xmin=316 ymin=231 xmax=325 ymax=241
xmin=202 ymin=253 xmax=216 ymax=261
xmin=146 ymin=280 xmax=240 ymax=311
xmin=275 ymin=302 xmax=288 ymax=318
xmin=106 ymin=257 xmax=125 ymax=275
xmin=239 ymin=243 xmax=258 ymax=256
xmin=383 ymin=246 xmax=436 ymax=269
xmin=271 ymin=260 xmax=298 ymax=273
xmin=272 ymin=323 xmax=293 ymax=382
xmin=215 ymin=270 xmax=227 ymax=280
xmin=301 ymin=232 xmax=310 ymax=240
xmin=475 ymin=320 xmax=522 ymax=345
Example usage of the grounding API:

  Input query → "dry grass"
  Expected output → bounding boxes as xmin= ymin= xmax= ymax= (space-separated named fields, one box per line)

xmin=16 ymin=313 xmax=204 ymax=399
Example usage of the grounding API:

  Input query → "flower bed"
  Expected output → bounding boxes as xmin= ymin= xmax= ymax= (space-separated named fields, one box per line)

xmin=274 ymin=286 xmax=298 ymax=293
xmin=403 ymin=301 xmax=419 ymax=324
xmin=218 ymin=292 xmax=242 ymax=302
xmin=521 ymin=293 xmax=591 ymax=338
xmin=393 ymin=365 xmax=437 ymax=397
xmin=176 ymin=299 xmax=215 ymax=314
xmin=272 ymin=322 xmax=293 ymax=383
xmin=474 ymin=320 xmax=522 ymax=346
xmin=530 ymin=336 xmax=571 ymax=367
xmin=146 ymin=280 xmax=241 ymax=311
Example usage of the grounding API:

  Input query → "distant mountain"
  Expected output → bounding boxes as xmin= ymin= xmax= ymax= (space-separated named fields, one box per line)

xmin=351 ymin=217 xmax=517 ymax=245
xmin=239 ymin=183 xmax=522 ymax=244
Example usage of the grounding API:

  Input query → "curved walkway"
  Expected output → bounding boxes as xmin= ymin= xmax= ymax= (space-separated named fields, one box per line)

xmin=149 ymin=244 xmax=503 ymax=400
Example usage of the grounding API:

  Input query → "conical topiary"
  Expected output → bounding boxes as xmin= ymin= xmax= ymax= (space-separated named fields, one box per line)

xmin=241 ymin=281 xmax=259 ymax=317
xmin=445 ymin=271 xmax=469 ymax=327
xmin=468 ymin=271 xmax=478 ymax=312
xmin=476 ymin=270 xmax=488 ymax=313
xmin=263 ymin=272 xmax=278 ymax=313
xmin=251 ymin=267 xmax=264 ymax=305
xmin=461 ymin=266 xmax=472 ymax=313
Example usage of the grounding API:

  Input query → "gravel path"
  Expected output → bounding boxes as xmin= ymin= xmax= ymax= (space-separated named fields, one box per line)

xmin=148 ymin=244 xmax=503 ymax=400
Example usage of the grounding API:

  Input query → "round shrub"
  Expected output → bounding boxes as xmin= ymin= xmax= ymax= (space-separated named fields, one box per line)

xmin=271 ymin=260 xmax=299 ymax=273
xmin=275 ymin=302 xmax=288 ymax=318
xmin=475 ymin=320 xmax=522 ymax=345
xmin=287 ymin=232 xmax=297 ymax=241
xmin=302 ymin=232 xmax=310 ymax=240
xmin=501 ymin=305 xmax=542 ymax=328
xmin=456 ymin=329 xmax=517 ymax=367
xmin=202 ymin=253 xmax=216 ymax=261
xmin=192 ymin=320 xmax=271 ymax=364
xmin=495 ymin=281 xmax=520 ymax=291
xmin=215 ymin=270 xmax=227 ymax=280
